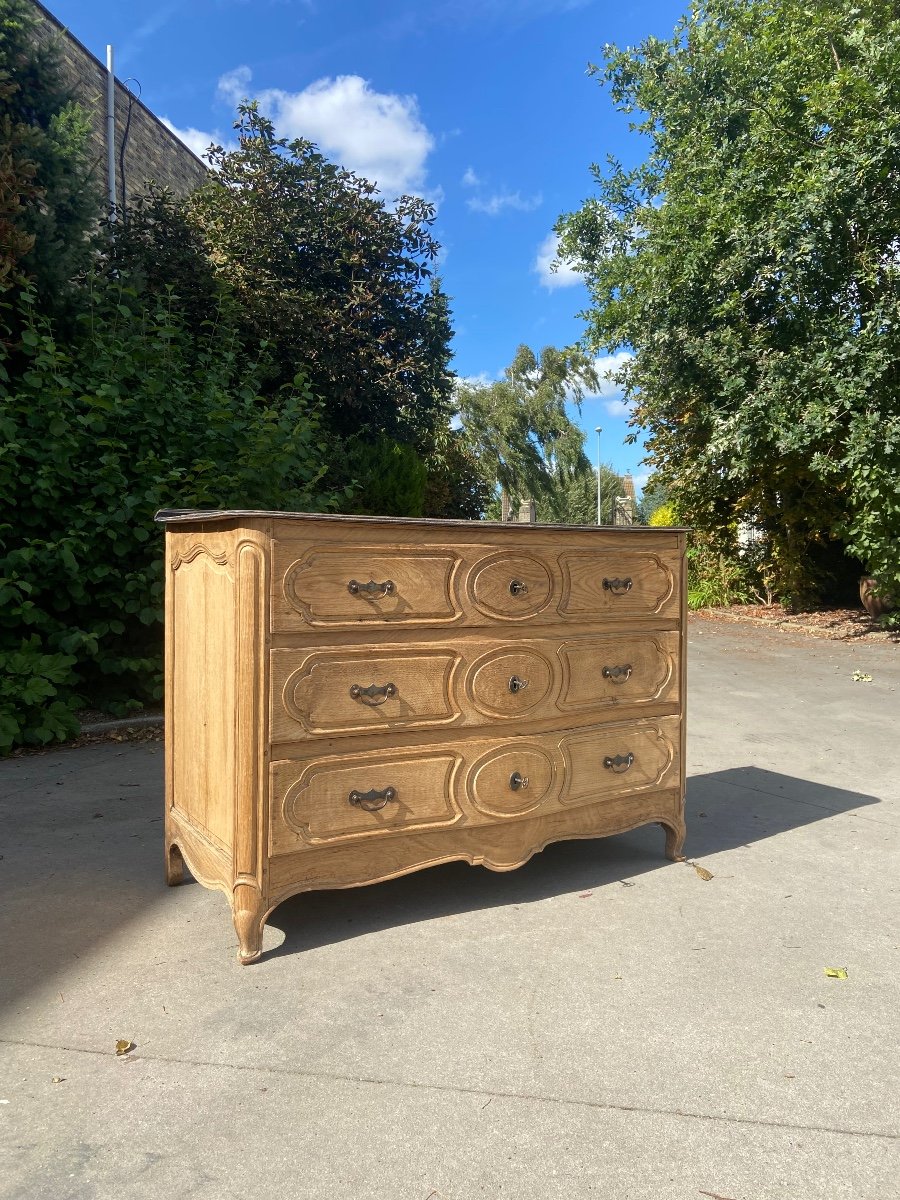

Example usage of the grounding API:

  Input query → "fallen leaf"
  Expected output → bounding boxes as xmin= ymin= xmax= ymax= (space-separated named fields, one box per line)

xmin=578 ymin=891 xmax=593 ymax=898
xmin=852 ymin=671 xmax=873 ymax=682
xmin=115 ymin=1039 xmax=135 ymax=1056
xmin=688 ymin=861 xmax=714 ymax=880
xmin=824 ymin=967 xmax=848 ymax=979
xmin=620 ymin=880 xmax=635 ymax=887
xmin=699 ymin=1192 xmax=737 ymax=1200
xmin=51 ymin=1076 xmax=64 ymax=1084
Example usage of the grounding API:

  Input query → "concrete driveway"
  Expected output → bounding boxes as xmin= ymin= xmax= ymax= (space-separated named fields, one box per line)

xmin=1 ymin=620 xmax=898 ymax=1199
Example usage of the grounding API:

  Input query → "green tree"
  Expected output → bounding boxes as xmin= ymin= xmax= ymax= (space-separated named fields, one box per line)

xmin=0 ymin=0 xmax=97 ymax=309
xmin=455 ymin=343 xmax=599 ymax=518
xmin=637 ymin=476 xmax=671 ymax=525
xmin=0 ymin=283 xmax=336 ymax=752
xmin=559 ymin=0 xmax=900 ymax=607
xmin=423 ymin=427 xmax=493 ymax=520
xmin=528 ymin=461 xmax=623 ymax=525
xmin=187 ymin=104 xmax=454 ymax=457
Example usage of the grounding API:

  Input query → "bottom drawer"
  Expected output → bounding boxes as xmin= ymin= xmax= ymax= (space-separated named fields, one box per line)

xmin=269 ymin=716 xmax=680 ymax=853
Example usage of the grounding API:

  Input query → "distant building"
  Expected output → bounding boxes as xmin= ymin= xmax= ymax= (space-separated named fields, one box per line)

xmin=614 ymin=474 xmax=636 ymax=526
xmin=30 ymin=0 xmax=208 ymax=207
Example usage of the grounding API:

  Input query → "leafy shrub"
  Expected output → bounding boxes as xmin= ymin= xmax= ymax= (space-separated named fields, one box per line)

xmin=687 ymin=543 xmax=756 ymax=610
xmin=342 ymin=434 xmax=427 ymax=517
xmin=648 ymin=501 xmax=678 ymax=527
xmin=0 ymin=284 xmax=336 ymax=751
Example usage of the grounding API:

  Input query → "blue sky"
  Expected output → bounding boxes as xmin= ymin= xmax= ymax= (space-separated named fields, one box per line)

xmin=52 ymin=0 xmax=687 ymax=489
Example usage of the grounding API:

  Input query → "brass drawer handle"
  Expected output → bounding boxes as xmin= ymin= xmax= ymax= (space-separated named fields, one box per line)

xmin=349 ymin=786 xmax=397 ymax=811
xmin=602 ymin=664 xmax=633 ymax=683
xmin=348 ymin=579 xmax=395 ymax=597
xmin=509 ymin=579 xmax=529 ymax=596
xmin=508 ymin=675 xmax=529 ymax=693
xmin=603 ymin=753 xmax=634 ymax=773
xmin=509 ymin=771 xmax=529 ymax=790
xmin=349 ymin=682 xmax=397 ymax=706
xmin=602 ymin=577 xmax=633 ymax=594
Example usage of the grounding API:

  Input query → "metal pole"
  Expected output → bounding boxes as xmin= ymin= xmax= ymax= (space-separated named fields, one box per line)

xmin=106 ymin=45 xmax=116 ymax=216
xmin=595 ymin=426 xmax=602 ymax=525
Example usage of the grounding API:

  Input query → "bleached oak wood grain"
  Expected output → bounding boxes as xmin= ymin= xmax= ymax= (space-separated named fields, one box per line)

xmin=159 ymin=511 xmax=687 ymax=964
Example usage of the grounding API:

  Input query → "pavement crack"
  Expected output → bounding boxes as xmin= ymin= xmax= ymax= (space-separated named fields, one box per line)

xmin=2 ymin=1036 xmax=898 ymax=1143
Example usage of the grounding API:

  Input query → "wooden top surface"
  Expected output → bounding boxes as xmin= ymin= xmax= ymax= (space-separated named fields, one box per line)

xmin=154 ymin=508 xmax=689 ymax=534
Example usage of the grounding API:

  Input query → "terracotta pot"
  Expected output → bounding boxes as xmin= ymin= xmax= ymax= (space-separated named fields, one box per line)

xmin=859 ymin=576 xmax=895 ymax=618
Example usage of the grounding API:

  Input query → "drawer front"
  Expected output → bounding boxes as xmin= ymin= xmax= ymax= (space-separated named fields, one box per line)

xmin=272 ymin=647 xmax=462 ymax=739
xmin=274 ymin=536 xmax=683 ymax=632
xmin=270 ymin=717 xmax=680 ymax=851
xmin=560 ymin=720 xmax=678 ymax=807
xmin=557 ymin=632 xmax=679 ymax=712
xmin=272 ymin=750 xmax=462 ymax=850
xmin=559 ymin=550 xmax=680 ymax=619
xmin=271 ymin=633 xmax=680 ymax=742
xmin=278 ymin=545 xmax=462 ymax=629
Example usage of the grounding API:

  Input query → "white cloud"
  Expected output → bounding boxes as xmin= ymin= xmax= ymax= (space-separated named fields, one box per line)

xmin=456 ymin=371 xmax=496 ymax=389
xmin=534 ymin=232 xmax=582 ymax=289
xmin=461 ymin=166 xmax=479 ymax=187
xmin=160 ymin=118 xmax=221 ymax=159
xmin=218 ymin=67 xmax=435 ymax=196
xmin=632 ymin=472 xmax=650 ymax=494
xmin=603 ymin=397 xmax=634 ymax=418
xmin=590 ymin=351 xmax=633 ymax=398
xmin=217 ymin=65 xmax=253 ymax=106
xmin=467 ymin=189 xmax=542 ymax=216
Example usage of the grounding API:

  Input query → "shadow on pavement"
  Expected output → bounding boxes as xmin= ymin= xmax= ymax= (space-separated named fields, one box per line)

xmin=1 ymin=753 xmax=883 ymax=998
xmin=0 ymin=750 xmax=879 ymax=994
xmin=264 ymin=767 xmax=878 ymax=961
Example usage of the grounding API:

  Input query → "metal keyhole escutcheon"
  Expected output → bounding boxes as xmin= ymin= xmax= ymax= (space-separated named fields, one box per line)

xmin=509 ymin=771 xmax=529 ymax=791
xmin=508 ymin=675 xmax=529 ymax=694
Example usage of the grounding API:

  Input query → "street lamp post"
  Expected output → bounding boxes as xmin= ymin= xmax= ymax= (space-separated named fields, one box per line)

xmin=595 ymin=426 xmax=602 ymax=525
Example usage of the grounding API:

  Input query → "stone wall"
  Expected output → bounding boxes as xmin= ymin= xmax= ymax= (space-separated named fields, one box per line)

xmin=31 ymin=0 xmax=208 ymax=205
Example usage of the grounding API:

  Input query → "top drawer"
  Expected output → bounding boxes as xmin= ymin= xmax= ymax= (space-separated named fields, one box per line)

xmin=272 ymin=537 xmax=681 ymax=631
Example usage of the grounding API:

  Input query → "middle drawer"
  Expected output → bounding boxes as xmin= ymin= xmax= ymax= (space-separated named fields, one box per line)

xmin=271 ymin=632 xmax=679 ymax=741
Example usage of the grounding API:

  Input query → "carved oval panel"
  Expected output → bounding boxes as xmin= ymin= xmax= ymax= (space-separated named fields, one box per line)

xmin=466 ymin=647 xmax=554 ymax=719
xmin=469 ymin=552 xmax=554 ymax=621
xmin=465 ymin=743 xmax=556 ymax=819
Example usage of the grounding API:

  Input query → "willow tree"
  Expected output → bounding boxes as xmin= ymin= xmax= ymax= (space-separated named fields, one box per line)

xmin=455 ymin=343 xmax=599 ymax=519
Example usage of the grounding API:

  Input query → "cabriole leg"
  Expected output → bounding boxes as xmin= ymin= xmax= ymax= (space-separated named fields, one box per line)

xmin=165 ymin=841 xmax=185 ymax=886
xmin=661 ymin=819 xmax=686 ymax=862
xmin=232 ymin=881 xmax=266 ymax=965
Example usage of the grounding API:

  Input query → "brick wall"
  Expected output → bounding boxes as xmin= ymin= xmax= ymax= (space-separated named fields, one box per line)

xmin=31 ymin=0 xmax=209 ymax=205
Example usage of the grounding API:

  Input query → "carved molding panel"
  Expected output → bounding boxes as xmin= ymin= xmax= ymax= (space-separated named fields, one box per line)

xmin=170 ymin=542 xmax=231 ymax=575
xmin=558 ymin=551 xmax=677 ymax=618
xmin=467 ymin=551 xmax=555 ymax=621
xmin=275 ymin=749 xmax=463 ymax=849
xmin=556 ymin=633 xmax=677 ymax=712
xmin=281 ymin=546 xmax=462 ymax=627
xmin=465 ymin=645 xmax=556 ymax=719
xmin=275 ymin=647 xmax=461 ymax=737
xmin=464 ymin=742 xmax=558 ymax=820
xmin=560 ymin=719 xmax=678 ymax=807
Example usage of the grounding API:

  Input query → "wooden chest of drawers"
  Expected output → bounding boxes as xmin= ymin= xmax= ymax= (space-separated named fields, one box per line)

xmin=156 ymin=510 xmax=687 ymax=963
